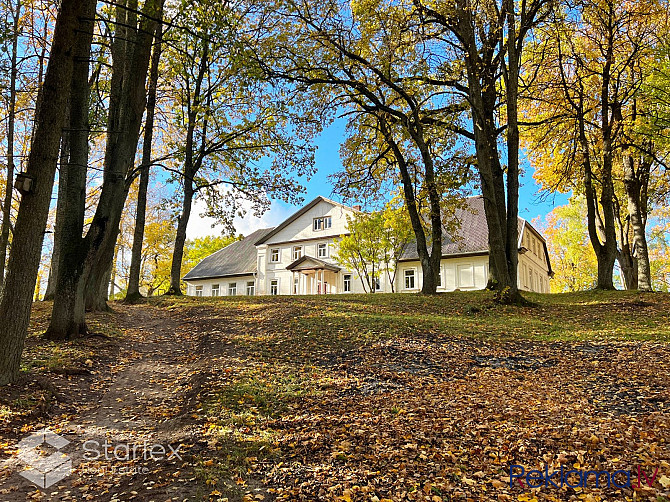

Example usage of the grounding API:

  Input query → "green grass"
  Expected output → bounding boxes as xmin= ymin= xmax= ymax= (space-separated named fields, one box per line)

xmin=153 ymin=288 xmax=670 ymax=349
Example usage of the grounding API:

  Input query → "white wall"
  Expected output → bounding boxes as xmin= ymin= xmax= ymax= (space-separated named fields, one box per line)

xmin=263 ymin=200 xmax=354 ymax=246
xmin=185 ymin=275 xmax=256 ymax=297
xmin=518 ymin=225 xmax=551 ymax=293
xmin=396 ymin=255 xmax=489 ymax=292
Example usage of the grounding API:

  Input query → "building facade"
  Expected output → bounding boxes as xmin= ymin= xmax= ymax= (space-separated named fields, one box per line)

xmin=183 ymin=196 xmax=553 ymax=296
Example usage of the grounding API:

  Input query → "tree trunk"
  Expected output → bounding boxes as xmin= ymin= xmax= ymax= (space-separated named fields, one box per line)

xmin=168 ymin=186 xmax=193 ymax=295
xmin=377 ymin=116 xmax=440 ymax=294
xmin=458 ymin=11 xmax=514 ymax=295
xmin=126 ymin=22 xmax=162 ymax=302
xmin=623 ymin=155 xmax=652 ymax=291
xmin=44 ymin=0 xmax=95 ymax=340
xmin=81 ymin=0 xmax=162 ymax=311
xmin=617 ymin=247 xmax=637 ymax=290
xmin=44 ymin=133 xmax=71 ymax=301
xmin=504 ymin=0 xmax=520 ymax=297
xmin=167 ymin=38 xmax=207 ymax=296
xmin=0 ymin=0 xmax=21 ymax=293
xmin=0 ymin=0 xmax=94 ymax=384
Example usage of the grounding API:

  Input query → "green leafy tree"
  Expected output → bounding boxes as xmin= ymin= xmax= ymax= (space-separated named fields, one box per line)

xmin=335 ymin=212 xmax=385 ymax=293
xmin=335 ymin=205 xmax=413 ymax=293
xmin=244 ymin=0 xmax=472 ymax=294
xmin=163 ymin=0 xmax=316 ymax=295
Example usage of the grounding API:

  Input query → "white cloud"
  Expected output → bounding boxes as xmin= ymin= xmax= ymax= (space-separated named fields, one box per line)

xmin=186 ymin=197 xmax=295 ymax=239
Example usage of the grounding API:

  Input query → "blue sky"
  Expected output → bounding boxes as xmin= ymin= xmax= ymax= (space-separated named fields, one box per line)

xmin=186 ymin=119 xmax=571 ymax=238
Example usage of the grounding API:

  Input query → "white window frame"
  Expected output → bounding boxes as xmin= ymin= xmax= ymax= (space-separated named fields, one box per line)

xmin=246 ymin=281 xmax=255 ymax=296
xmin=195 ymin=285 xmax=203 ymax=297
xmin=313 ymin=216 xmax=332 ymax=231
xmin=228 ymin=282 xmax=237 ymax=296
xmin=270 ymin=248 xmax=280 ymax=263
xmin=270 ymin=279 xmax=279 ymax=295
xmin=211 ymin=284 xmax=220 ymax=297
xmin=292 ymin=245 xmax=303 ymax=261
xmin=343 ymin=274 xmax=352 ymax=292
xmin=294 ymin=276 xmax=299 ymax=294
xmin=317 ymin=243 xmax=328 ymax=258
xmin=404 ymin=269 xmax=416 ymax=290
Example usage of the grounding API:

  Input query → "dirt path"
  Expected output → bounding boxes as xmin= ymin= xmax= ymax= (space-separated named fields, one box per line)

xmin=1 ymin=304 xmax=214 ymax=502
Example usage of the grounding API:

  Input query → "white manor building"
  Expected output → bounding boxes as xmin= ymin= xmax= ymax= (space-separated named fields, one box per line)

xmin=183 ymin=195 xmax=553 ymax=296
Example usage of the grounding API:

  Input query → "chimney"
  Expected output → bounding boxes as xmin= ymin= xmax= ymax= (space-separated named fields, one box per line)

xmin=353 ymin=204 xmax=362 ymax=211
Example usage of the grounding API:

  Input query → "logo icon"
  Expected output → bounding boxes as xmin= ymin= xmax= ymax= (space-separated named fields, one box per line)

xmin=17 ymin=429 xmax=71 ymax=488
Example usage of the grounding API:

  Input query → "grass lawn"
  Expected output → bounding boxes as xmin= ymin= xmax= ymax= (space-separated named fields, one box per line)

xmin=1 ymin=290 xmax=669 ymax=501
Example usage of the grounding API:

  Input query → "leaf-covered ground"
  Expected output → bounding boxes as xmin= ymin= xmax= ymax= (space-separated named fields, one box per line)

xmin=1 ymin=290 xmax=669 ymax=501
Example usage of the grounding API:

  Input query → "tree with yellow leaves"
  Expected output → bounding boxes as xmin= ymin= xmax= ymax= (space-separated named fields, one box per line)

xmin=522 ymin=0 xmax=669 ymax=291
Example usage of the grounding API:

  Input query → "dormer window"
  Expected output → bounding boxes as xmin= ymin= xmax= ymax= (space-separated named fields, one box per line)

xmin=313 ymin=216 xmax=332 ymax=231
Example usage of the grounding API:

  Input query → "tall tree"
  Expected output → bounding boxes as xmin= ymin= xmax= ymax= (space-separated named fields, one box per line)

xmin=125 ymin=20 xmax=162 ymax=302
xmin=44 ymin=0 xmax=95 ymax=340
xmin=81 ymin=0 xmax=163 ymax=311
xmin=523 ymin=0 xmax=665 ymax=290
xmin=413 ymin=0 xmax=553 ymax=299
xmin=45 ymin=0 xmax=163 ymax=341
xmin=246 ymin=0 xmax=470 ymax=294
xmin=164 ymin=0 xmax=314 ymax=295
xmin=0 ymin=0 xmax=21 ymax=292
xmin=0 ymin=0 xmax=96 ymax=384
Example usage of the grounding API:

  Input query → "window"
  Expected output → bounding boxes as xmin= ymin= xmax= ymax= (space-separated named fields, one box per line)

xmin=270 ymin=279 xmax=279 ymax=295
xmin=211 ymin=284 xmax=220 ymax=297
xmin=343 ymin=274 xmax=352 ymax=292
xmin=270 ymin=248 xmax=280 ymax=263
xmin=437 ymin=268 xmax=442 ymax=287
xmin=404 ymin=269 xmax=416 ymax=290
xmin=246 ymin=281 xmax=255 ymax=295
xmin=373 ymin=277 xmax=381 ymax=291
xmin=228 ymin=283 xmax=237 ymax=296
xmin=294 ymin=276 xmax=299 ymax=294
xmin=457 ymin=264 xmax=475 ymax=288
xmin=293 ymin=246 xmax=303 ymax=260
xmin=195 ymin=285 xmax=203 ymax=297
xmin=313 ymin=216 xmax=332 ymax=231
xmin=317 ymin=243 xmax=328 ymax=258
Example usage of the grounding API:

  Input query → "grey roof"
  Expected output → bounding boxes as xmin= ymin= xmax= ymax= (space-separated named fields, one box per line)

xmin=183 ymin=227 xmax=275 ymax=281
xmin=399 ymin=195 xmax=550 ymax=264
xmin=400 ymin=196 xmax=490 ymax=261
